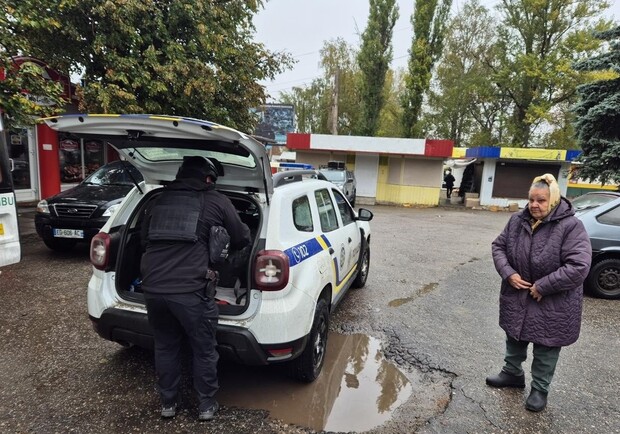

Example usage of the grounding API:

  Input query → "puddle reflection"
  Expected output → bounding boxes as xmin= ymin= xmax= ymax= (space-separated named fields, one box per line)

xmin=218 ymin=333 xmax=412 ymax=432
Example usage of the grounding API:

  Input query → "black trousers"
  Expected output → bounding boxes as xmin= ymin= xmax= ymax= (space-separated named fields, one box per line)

xmin=145 ymin=290 xmax=219 ymax=411
xmin=446 ymin=186 xmax=454 ymax=198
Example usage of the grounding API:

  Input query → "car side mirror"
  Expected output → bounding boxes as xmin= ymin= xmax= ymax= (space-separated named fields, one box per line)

xmin=357 ymin=208 xmax=373 ymax=221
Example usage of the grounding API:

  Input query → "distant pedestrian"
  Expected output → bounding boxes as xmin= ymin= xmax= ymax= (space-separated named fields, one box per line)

xmin=443 ymin=170 xmax=456 ymax=198
xmin=487 ymin=173 xmax=591 ymax=412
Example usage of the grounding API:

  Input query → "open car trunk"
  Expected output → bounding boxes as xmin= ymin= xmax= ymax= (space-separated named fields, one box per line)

xmin=113 ymin=187 xmax=261 ymax=315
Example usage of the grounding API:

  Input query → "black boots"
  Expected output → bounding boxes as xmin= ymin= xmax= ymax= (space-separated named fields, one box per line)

xmin=525 ymin=389 xmax=548 ymax=412
xmin=485 ymin=370 xmax=526 ymax=388
xmin=486 ymin=371 xmax=549 ymax=412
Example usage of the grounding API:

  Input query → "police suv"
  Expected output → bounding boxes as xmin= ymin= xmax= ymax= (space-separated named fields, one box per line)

xmin=42 ymin=114 xmax=373 ymax=382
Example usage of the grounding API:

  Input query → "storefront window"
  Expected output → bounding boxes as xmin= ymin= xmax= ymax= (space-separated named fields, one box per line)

xmin=8 ymin=128 xmax=32 ymax=190
xmin=59 ymin=134 xmax=105 ymax=183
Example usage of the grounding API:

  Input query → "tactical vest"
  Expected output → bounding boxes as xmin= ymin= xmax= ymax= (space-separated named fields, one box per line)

xmin=148 ymin=190 xmax=207 ymax=243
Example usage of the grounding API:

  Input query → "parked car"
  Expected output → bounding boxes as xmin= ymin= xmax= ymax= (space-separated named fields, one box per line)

xmin=573 ymin=191 xmax=620 ymax=299
xmin=35 ymin=160 xmax=143 ymax=252
xmin=319 ymin=161 xmax=356 ymax=206
xmin=42 ymin=114 xmax=373 ymax=382
xmin=572 ymin=191 xmax=620 ymax=217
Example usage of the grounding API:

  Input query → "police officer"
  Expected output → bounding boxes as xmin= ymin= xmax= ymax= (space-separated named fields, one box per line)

xmin=140 ymin=156 xmax=251 ymax=421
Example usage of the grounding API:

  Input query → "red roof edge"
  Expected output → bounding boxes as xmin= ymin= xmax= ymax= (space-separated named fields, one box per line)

xmin=425 ymin=139 xmax=454 ymax=157
xmin=286 ymin=133 xmax=311 ymax=149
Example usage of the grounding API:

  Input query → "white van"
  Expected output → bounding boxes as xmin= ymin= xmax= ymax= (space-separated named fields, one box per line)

xmin=0 ymin=114 xmax=21 ymax=267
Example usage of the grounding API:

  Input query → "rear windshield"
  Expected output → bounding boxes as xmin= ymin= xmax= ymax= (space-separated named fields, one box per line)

xmin=320 ymin=170 xmax=345 ymax=182
xmin=571 ymin=193 xmax=619 ymax=210
xmin=129 ymin=147 xmax=256 ymax=168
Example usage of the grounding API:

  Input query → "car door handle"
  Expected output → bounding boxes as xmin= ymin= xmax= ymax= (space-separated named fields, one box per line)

xmin=329 ymin=247 xmax=334 ymax=254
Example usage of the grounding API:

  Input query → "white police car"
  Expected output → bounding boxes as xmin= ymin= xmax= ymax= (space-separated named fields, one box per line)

xmin=42 ymin=114 xmax=373 ymax=382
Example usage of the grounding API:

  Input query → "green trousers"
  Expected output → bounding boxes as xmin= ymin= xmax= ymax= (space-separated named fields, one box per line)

xmin=503 ymin=335 xmax=561 ymax=393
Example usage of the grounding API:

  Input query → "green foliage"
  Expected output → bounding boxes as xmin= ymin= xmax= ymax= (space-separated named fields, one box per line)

xmin=279 ymin=80 xmax=329 ymax=133
xmin=493 ymin=0 xmax=611 ymax=147
xmin=319 ymin=38 xmax=361 ymax=135
xmin=375 ymin=69 xmax=405 ymax=137
xmin=1 ymin=0 xmax=292 ymax=132
xmin=401 ymin=0 xmax=452 ymax=138
xmin=0 ymin=0 xmax=68 ymax=128
xmin=573 ymin=26 xmax=620 ymax=184
xmin=425 ymin=0 xmax=508 ymax=146
xmin=356 ymin=0 xmax=399 ymax=136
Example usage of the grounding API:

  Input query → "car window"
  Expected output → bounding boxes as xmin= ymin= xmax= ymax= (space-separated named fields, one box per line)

xmin=85 ymin=163 xmax=143 ymax=186
xmin=596 ymin=205 xmax=620 ymax=226
xmin=314 ymin=189 xmax=339 ymax=232
xmin=332 ymin=189 xmax=355 ymax=226
xmin=572 ymin=193 xmax=619 ymax=210
xmin=292 ymin=195 xmax=314 ymax=232
xmin=320 ymin=170 xmax=346 ymax=182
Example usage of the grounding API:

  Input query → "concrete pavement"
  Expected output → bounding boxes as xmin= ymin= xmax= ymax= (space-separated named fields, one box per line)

xmin=17 ymin=205 xmax=37 ymax=238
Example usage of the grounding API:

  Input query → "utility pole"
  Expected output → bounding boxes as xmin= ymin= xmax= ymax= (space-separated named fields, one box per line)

xmin=330 ymin=69 xmax=339 ymax=135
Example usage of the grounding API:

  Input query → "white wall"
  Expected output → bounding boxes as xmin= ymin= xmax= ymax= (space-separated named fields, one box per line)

xmin=354 ymin=154 xmax=379 ymax=202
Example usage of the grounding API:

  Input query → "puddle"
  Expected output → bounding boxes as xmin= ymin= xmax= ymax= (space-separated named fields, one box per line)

xmin=388 ymin=282 xmax=438 ymax=307
xmin=217 ymin=333 xmax=412 ymax=432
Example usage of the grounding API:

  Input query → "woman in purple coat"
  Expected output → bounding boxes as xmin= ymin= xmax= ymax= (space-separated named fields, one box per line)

xmin=487 ymin=173 xmax=591 ymax=412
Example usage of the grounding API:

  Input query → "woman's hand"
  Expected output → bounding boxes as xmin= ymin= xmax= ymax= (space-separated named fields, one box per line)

xmin=508 ymin=273 xmax=532 ymax=290
xmin=529 ymin=284 xmax=543 ymax=302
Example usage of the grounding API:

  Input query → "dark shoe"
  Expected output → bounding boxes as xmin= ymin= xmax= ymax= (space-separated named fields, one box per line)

xmin=486 ymin=370 xmax=526 ymax=388
xmin=161 ymin=404 xmax=177 ymax=419
xmin=525 ymin=389 xmax=548 ymax=412
xmin=198 ymin=401 xmax=219 ymax=421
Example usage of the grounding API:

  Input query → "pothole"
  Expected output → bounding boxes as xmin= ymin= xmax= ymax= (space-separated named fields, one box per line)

xmin=388 ymin=282 xmax=439 ymax=307
xmin=217 ymin=333 xmax=412 ymax=432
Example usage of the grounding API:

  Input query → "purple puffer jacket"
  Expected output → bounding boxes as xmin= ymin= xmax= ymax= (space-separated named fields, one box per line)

xmin=491 ymin=197 xmax=592 ymax=347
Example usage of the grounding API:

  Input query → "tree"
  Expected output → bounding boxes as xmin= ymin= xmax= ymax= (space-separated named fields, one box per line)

xmin=1 ymin=0 xmax=292 ymax=132
xmin=573 ymin=26 xmax=620 ymax=185
xmin=279 ymin=80 xmax=328 ymax=133
xmin=425 ymin=0 xmax=506 ymax=146
xmin=0 ymin=1 xmax=67 ymax=129
xmin=320 ymin=38 xmax=360 ymax=135
xmin=492 ymin=0 xmax=611 ymax=147
xmin=401 ymin=0 xmax=452 ymax=138
xmin=356 ymin=0 xmax=399 ymax=136
xmin=375 ymin=68 xmax=405 ymax=137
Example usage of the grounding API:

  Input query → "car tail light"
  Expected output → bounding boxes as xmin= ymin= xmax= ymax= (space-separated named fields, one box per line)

xmin=267 ymin=347 xmax=293 ymax=360
xmin=254 ymin=250 xmax=289 ymax=291
xmin=90 ymin=232 xmax=111 ymax=270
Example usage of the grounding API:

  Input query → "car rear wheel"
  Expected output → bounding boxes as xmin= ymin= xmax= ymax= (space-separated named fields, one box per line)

xmin=43 ymin=237 xmax=78 ymax=252
xmin=586 ymin=258 xmax=620 ymax=299
xmin=289 ymin=298 xmax=329 ymax=382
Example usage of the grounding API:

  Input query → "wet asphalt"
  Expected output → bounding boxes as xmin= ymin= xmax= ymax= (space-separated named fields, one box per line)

xmin=1 ymin=205 xmax=619 ymax=433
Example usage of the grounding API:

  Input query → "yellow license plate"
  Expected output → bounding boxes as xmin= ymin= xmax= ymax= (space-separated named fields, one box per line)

xmin=0 ymin=223 xmax=4 ymax=235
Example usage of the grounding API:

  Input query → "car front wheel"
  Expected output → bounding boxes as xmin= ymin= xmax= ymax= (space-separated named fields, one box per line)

xmin=586 ymin=258 xmax=620 ymax=299
xmin=289 ymin=298 xmax=329 ymax=382
xmin=352 ymin=238 xmax=369 ymax=289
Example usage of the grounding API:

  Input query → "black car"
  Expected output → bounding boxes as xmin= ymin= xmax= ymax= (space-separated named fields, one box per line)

xmin=35 ymin=160 xmax=143 ymax=252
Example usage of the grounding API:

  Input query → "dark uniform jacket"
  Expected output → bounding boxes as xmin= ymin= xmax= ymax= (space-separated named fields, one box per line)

xmin=140 ymin=178 xmax=251 ymax=295
xmin=491 ymin=198 xmax=591 ymax=347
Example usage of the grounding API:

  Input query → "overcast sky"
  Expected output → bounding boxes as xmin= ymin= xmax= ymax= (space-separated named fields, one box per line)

xmin=253 ymin=0 xmax=620 ymax=101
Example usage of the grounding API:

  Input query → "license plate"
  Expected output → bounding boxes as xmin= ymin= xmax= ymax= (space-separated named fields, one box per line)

xmin=53 ymin=228 xmax=84 ymax=239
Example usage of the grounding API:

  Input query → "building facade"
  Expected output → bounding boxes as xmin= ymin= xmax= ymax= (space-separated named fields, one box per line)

xmin=287 ymin=133 xmax=454 ymax=206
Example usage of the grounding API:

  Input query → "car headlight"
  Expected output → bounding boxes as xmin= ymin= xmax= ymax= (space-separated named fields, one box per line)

xmin=102 ymin=204 xmax=120 ymax=217
xmin=36 ymin=200 xmax=50 ymax=214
